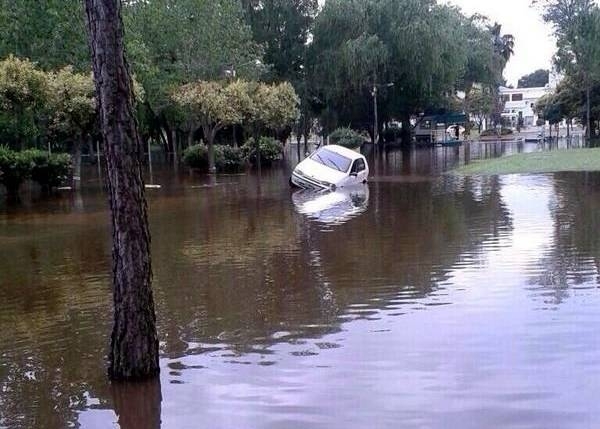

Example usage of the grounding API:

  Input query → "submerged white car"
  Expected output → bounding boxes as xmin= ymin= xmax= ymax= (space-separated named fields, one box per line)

xmin=290 ymin=145 xmax=369 ymax=190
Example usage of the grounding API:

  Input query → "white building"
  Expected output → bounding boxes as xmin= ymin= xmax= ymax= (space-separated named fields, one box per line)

xmin=499 ymin=86 xmax=551 ymax=128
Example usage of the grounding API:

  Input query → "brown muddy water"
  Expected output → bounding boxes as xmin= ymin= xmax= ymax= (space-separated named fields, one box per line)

xmin=1 ymin=140 xmax=600 ymax=429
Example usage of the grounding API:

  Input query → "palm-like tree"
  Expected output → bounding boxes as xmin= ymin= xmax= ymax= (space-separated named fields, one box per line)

xmin=490 ymin=22 xmax=515 ymax=62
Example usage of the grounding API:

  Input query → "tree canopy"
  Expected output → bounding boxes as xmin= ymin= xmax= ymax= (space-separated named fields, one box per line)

xmin=518 ymin=69 xmax=550 ymax=88
xmin=306 ymin=0 xmax=512 ymax=135
xmin=0 ymin=0 xmax=517 ymax=151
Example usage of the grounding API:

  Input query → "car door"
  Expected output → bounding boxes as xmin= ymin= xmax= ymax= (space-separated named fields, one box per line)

xmin=350 ymin=158 xmax=367 ymax=184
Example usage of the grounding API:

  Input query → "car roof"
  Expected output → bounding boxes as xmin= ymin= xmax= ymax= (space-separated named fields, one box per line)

xmin=320 ymin=144 xmax=364 ymax=160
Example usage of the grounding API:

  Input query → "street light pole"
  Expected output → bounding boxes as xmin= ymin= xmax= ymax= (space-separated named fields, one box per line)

xmin=372 ymin=85 xmax=378 ymax=145
xmin=371 ymin=82 xmax=394 ymax=145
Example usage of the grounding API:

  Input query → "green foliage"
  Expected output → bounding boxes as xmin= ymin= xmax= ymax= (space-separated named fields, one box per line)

xmin=218 ymin=145 xmax=245 ymax=172
xmin=183 ymin=144 xmax=210 ymax=170
xmin=0 ymin=146 xmax=70 ymax=195
xmin=518 ymin=69 xmax=550 ymax=88
xmin=249 ymin=81 xmax=300 ymax=131
xmin=329 ymin=127 xmax=364 ymax=149
xmin=124 ymin=0 xmax=263 ymax=116
xmin=46 ymin=67 xmax=96 ymax=143
xmin=307 ymin=0 xmax=512 ymax=133
xmin=25 ymin=149 xmax=72 ymax=189
xmin=241 ymin=137 xmax=284 ymax=165
xmin=0 ymin=145 xmax=33 ymax=194
xmin=172 ymin=79 xmax=299 ymax=142
xmin=242 ymin=0 xmax=318 ymax=83
xmin=464 ymin=86 xmax=495 ymax=131
xmin=172 ymin=80 xmax=252 ymax=133
xmin=0 ymin=0 xmax=89 ymax=71
xmin=0 ymin=55 xmax=49 ymax=149
xmin=183 ymin=144 xmax=245 ymax=172
xmin=454 ymin=148 xmax=600 ymax=175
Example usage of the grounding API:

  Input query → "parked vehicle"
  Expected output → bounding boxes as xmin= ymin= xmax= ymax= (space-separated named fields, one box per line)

xmin=290 ymin=145 xmax=369 ymax=191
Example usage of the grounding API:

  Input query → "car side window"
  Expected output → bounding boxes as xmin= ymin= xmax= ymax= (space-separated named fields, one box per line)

xmin=352 ymin=159 xmax=365 ymax=173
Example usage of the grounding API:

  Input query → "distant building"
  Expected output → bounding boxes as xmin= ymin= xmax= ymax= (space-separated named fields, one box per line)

xmin=499 ymin=86 xmax=551 ymax=128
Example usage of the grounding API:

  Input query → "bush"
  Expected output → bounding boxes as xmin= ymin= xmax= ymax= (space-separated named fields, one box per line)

xmin=25 ymin=149 xmax=72 ymax=189
xmin=183 ymin=143 xmax=245 ymax=172
xmin=329 ymin=127 xmax=364 ymax=149
xmin=0 ymin=146 xmax=71 ymax=196
xmin=217 ymin=145 xmax=244 ymax=172
xmin=242 ymin=137 xmax=284 ymax=166
xmin=0 ymin=146 xmax=33 ymax=195
xmin=183 ymin=144 xmax=209 ymax=170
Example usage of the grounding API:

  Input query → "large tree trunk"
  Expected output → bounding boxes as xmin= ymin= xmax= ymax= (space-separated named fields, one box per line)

xmin=84 ymin=0 xmax=159 ymax=380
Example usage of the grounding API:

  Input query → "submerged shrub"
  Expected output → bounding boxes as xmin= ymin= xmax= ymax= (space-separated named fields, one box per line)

xmin=25 ymin=149 xmax=72 ymax=189
xmin=329 ymin=127 xmax=364 ymax=149
xmin=241 ymin=137 xmax=283 ymax=165
xmin=218 ymin=145 xmax=244 ymax=172
xmin=0 ymin=146 xmax=71 ymax=196
xmin=183 ymin=144 xmax=209 ymax=170
xmin=183 ymin=143 xmax=245 ymax=172
xmin=0 ymin=146 xmax=33 ymax=195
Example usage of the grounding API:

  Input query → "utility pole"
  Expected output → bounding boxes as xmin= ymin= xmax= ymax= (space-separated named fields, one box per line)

xmin=372 ymin=85 xmax=378 ymax=145
xmin=371 ymin=82 xmax=394 ymax=145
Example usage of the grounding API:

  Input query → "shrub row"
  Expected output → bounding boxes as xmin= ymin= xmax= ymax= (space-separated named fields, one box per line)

xmin=0 ymin=146 xmax=71 ymax=195
xmin=183 ymin=137 xmax=284 ymax=172
xmin=328 ymin=127 xmax=366 ymax=149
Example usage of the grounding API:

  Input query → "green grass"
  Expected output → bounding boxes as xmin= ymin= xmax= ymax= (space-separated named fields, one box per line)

xmin=452 ymin=148 xmax=600 ymax=175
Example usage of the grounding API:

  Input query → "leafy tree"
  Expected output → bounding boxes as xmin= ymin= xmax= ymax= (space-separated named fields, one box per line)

xmin=464 ymin=86 xmax=495 ymax=133
xmin=518 ymin=69 xmax=550 ymax=88
xmin=171 ymin=80 xmax=253 ymax=172
xmin=539 ymin=0 xmax=600 ymax=138
xmin=46 ymin=67 xmax=96 ymax=184
xmin=249 ymin=81 xmax=300 ymax=133
xmin=0 ymin=0 xmax=89 ymax=71
xmin=308 ymin=0 xmax=510 ymax=142
xmin=490 ymin=22 xmax=515 ymax=62
xmin=123 ymin=0 xmax=263 ymax=155
xmin=0 ymin=55 xmax=49 ymax=149
xmin=242 ymin=0 xmax=318 ymax=83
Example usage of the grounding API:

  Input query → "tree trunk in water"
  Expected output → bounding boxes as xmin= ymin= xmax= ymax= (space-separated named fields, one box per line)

xmin=112 ymin=379 xmax=162 ymax=429
xmin=204 ymin=126 xmax=217 ymax=174
xmin=72 ymin=137 xmax=83 ymax=190
xmin=84 ymin=0 xmax=159 ymax=380
xmin=187 ymin=130 xmax=193 ymax=148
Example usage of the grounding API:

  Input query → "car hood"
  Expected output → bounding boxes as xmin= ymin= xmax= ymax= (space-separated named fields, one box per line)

xmin=294 ymin=158 xmax=348 ymax=185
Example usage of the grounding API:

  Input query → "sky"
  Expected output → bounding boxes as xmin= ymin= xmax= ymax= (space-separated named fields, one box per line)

xmin=444 ymin=0 xmax=557 ymax=86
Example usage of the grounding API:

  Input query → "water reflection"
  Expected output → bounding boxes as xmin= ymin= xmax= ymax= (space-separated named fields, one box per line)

xmin=112 ymin=379 xmax=162 ymax=429
xmin=291 ymin=186 xmax=369 ymax=226
xmin=1 ymin=145 xmax=600 ymax=428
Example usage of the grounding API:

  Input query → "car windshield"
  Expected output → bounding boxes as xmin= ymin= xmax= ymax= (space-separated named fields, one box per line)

xmin=310 ymin=148 xmax=352 ymax=173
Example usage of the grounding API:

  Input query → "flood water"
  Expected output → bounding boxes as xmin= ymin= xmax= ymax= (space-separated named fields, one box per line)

xmin=2 ymin=140 xmax=600 ymax=428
